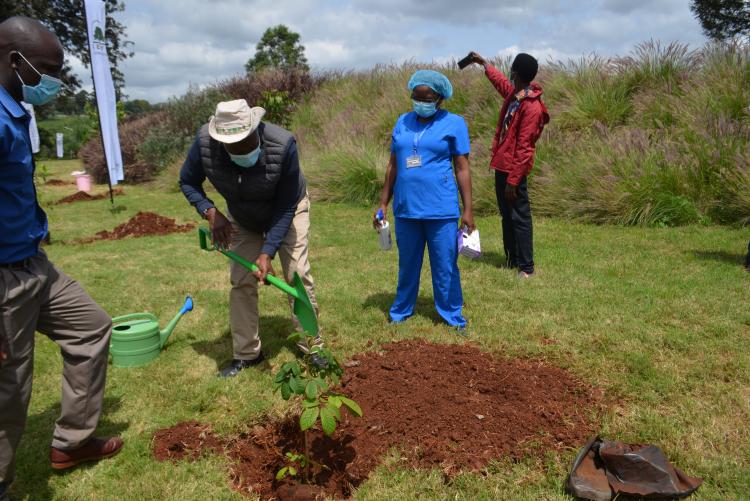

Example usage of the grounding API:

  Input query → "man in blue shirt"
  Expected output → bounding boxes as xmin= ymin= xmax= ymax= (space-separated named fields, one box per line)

xmin=180 ymin=99 xmax=322 ymax=377
xmin=0 ymin=17 xmax=122 ymax=499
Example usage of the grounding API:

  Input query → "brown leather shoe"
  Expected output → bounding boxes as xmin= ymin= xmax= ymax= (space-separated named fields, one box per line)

xmin=50 ymin=436 xmax=123 ymax=470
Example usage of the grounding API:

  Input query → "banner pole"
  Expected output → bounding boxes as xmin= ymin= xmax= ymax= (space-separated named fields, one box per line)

xmin=82 ymin=0 xmax=115 ymax=206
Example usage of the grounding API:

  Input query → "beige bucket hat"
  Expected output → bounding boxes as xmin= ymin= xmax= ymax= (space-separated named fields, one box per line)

xmin=208 ymin=99 xmax=266 ymax=144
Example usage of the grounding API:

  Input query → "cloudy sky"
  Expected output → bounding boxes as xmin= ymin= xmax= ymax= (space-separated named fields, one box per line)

xmin=72 ymin=0 xmax=707 ymax=103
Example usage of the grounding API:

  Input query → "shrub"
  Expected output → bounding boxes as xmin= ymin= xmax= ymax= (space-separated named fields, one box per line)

xmin=80 ymin=68 xmax=322 ymax=184
xmin=80 ymin=112 xmax=169 ymax=183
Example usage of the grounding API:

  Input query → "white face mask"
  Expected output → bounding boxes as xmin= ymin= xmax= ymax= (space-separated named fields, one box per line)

xmin=14 ymin=51 xmax=62 ymax=106
xmin=228 ymin=145 xmax=262 ymax=168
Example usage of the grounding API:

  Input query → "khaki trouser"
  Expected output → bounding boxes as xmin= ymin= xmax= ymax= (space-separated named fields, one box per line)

xmin=0 ymin=251 xmax=111 ymax=484
xmin=228 ymin=195 xmax=320 ymax=360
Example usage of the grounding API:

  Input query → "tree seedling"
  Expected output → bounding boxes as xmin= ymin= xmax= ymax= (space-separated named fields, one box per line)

xmin=273 ymin=331 xmax=363 ymax=483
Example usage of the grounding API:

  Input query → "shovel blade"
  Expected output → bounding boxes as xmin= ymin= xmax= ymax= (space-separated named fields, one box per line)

xmin=291 ymin=272 xmax=318 ymax=337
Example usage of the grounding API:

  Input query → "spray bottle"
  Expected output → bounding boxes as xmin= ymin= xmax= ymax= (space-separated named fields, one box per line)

xmin=375 ymin=209 xmax=392 ymax=251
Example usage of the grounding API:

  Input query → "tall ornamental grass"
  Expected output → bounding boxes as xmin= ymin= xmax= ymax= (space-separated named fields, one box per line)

xmin=298 ymin=41 xmax=750 ymax=226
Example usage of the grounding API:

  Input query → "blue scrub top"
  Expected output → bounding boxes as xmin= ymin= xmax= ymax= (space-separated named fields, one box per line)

xmin=390 ymin=110 xmax=470 ymax=219
xmin=0 ymin=85 xmax=47 ymax=263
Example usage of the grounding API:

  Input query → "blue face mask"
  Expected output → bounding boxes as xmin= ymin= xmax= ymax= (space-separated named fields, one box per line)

xmin=228 ymin=145 xmax=262 ymax=168
xmin=412 ymin=100 xmax=438 ymax=118
xmin=15 ymin=52 xmax=62 ymax=106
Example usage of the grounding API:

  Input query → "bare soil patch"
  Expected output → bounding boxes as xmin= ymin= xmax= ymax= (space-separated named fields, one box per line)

xmin=54 ymin=188 xmax=124 ymax=205
xmin=80 ymin=211 xmax=194 ymax=242
xmin=153 ymin=340 xmax=602 ymax=499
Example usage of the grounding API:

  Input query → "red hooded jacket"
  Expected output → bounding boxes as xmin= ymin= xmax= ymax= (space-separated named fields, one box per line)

xmin=485 ymin=64 xmax=549 ymax=186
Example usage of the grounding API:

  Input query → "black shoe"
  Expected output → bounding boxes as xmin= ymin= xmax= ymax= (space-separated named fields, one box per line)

xmin=218 ymin=354 xmax=265 ymax=378
xmin=0 ymin=482 xmax=9 ymax=501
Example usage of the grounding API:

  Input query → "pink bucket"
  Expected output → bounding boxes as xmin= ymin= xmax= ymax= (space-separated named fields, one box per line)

xmin=75 ymin=174 xmax=92 ymax=193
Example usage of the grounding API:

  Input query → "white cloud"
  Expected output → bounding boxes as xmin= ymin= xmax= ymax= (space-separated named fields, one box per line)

xmin=80 ymin=0 xmax=706 ymax=102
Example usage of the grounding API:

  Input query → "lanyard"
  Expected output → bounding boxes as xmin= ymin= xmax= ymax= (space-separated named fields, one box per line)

xmin=412 ymin=120 xmax=435 ymax=154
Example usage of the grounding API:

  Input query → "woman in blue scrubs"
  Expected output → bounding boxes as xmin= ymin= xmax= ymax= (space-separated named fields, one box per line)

xmin=373 ymin=70 xmax=475 ymax=329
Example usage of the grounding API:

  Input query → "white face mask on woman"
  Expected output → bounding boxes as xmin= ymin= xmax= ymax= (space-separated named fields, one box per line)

xmin=412 ymin=100 xmax=439 ymax=118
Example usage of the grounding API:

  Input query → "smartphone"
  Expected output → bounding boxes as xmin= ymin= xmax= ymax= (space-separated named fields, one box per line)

xmin=457 ymin=54 xmax=473 ymax=70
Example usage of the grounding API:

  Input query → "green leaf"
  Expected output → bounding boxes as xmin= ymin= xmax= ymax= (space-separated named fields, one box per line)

xmin=339 ymin=397 xmax=363 ymax=417
xmin=320 ymin=407 xmax=336 ymax=436
xmin=288 ymin=466 xmax=297 ymax=476
xmin=290 ymin=363 xmax=302 ymax=377
xmin=280 ymin=382 xmax=292 ymax=400
xmin=302 ymin=397 xmax=319 ymax=408
xmin=281 ymin=361 xmax=294 ymax=373
xmin=326 ymin=401 xmax=341 ymax=421
xmin=274 ymin=371 xmax=287 ymax=383
xmin=327 ymin=395 xmax=342 ymax=408
xmin=300 ymin=407 xmax=319 ymax=431
xmin=289 ymin=376 xmax=306 ymax=394
xmin=313 ymin=378 xmax=329 ymax=393
xmin=276 ymin=467 xmax=288 ymax=480
xmin=305 ymin=381 xmax=318 ymax=399
xmin=287 ymin=332 xmax=304 ymax=343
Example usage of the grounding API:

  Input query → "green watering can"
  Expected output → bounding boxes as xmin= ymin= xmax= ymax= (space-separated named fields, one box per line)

xmin=198 ymin=227 xmax=319 ymax=337
xmin=110 ymin=296 xmax=193 ymax=368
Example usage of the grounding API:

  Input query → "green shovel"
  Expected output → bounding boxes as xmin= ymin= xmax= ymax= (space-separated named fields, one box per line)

xmin=198 ymin=227 xmax=318 ymax=337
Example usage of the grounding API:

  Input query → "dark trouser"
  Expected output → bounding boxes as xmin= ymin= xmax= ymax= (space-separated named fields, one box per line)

xmin=495 ymin=170 xmax=534 ymax=273
xmin=746 ymin=241 xmax=750 ymax=268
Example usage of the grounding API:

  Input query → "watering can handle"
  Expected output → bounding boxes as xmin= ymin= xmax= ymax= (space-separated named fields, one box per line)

xmin=112 ymin=312 xmax=159 ymax=324
xmin=197 ymin=227 xmax=300 ymax=298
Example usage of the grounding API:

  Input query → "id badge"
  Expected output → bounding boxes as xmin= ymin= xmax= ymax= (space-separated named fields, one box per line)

xmin=406 ymin=155 xmax=422 ymax=168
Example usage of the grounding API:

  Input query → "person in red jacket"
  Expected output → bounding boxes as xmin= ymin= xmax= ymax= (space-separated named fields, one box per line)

xmin=468 ymin=51 xmax=549 ymax=277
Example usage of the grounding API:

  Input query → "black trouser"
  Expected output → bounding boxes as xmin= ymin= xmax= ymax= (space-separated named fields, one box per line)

xmin=746 ymin=241 xmax=750 ymax=268
xmin=495 ymin=171 xmax=534 ymax=273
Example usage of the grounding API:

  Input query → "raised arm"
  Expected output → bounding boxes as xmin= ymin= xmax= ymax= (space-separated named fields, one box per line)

xmin=468 ymin=51 xmax=514 ymax=99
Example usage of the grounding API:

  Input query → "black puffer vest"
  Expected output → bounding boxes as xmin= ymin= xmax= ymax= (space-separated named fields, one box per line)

xmin=199 ymin=122 xmax=305 ymax=233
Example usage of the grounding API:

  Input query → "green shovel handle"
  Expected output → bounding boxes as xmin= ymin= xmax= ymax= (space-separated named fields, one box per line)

xmin=198 ymin=227 xmax=300 ymax=299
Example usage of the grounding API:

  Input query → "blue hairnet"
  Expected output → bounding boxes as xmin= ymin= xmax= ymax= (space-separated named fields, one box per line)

xmin=408 ymin=70 xmax=453 ymax=99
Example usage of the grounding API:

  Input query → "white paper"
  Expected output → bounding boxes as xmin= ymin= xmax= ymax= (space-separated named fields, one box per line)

xmin=458 ymin=228 xmax=481 ymax=260
xmin=84 ymin=0 xmax=124 ymax=184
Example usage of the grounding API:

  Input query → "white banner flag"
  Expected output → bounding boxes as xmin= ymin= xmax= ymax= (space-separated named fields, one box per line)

xmin=21 ymin=102 xmax=40 ymax=154
xmin=56 ymin=133 xmax=64 ymax=158
xmin=84 ymin=0 xmax=124 ymax=184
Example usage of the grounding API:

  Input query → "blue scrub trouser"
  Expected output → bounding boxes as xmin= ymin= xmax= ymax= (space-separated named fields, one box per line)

xmin=389 ymin=217 xmax=466 ymax=327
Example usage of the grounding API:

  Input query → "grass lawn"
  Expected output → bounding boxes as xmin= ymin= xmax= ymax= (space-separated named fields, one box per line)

xmin=10 ymin=159 xmax=750 ymax=500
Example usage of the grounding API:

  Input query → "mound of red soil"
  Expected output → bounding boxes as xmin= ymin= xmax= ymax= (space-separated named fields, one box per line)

xmin=45 ymin=178 xmax=72 ymax=186
xmin=153 ymin=340 xmax=602 ymax=499
xmin=153 ymin=421 xmax=224 ymax=462
xmin=54 ymin=188 xmax=124 ymax=205
xmin=88 ymin=211 xmax=194 ymax=241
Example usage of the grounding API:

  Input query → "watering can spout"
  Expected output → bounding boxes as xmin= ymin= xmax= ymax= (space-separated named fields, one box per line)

xmin=160 ymin=295 xmax=193 ymax=348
